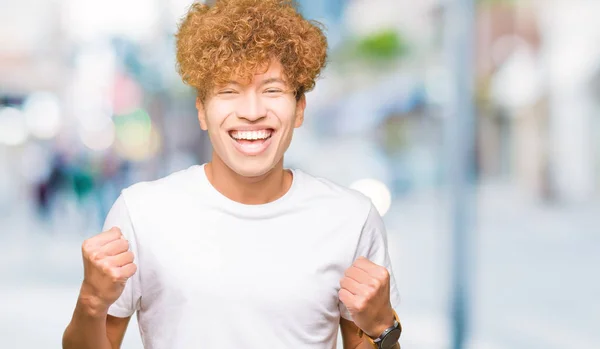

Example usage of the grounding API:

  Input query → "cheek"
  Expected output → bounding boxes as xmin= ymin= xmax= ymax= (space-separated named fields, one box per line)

xmin=267 ymin=99 xmax=297 ymax=123
xmin=205 ymin=105 xmax=231 ymax=128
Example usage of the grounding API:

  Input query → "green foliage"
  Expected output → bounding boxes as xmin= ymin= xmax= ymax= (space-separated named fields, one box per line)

xmin=354 ymin=29 xmax=407 ymax=61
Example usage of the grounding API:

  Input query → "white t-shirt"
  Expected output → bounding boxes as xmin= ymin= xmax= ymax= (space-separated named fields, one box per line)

xmin=104 ymin=164 xmax=401 ymax=349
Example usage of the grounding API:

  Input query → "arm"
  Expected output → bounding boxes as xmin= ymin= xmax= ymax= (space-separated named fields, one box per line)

xmin=62 ymin=297 xmax=112 ymax=349
xmin=338 ymin=257 xmax=401 ymax=349
xmin=340 ymin=317 xmax=400 ymax=349
xmin=106 ymin=315 xmax=132 ymax=348
xmin=62 ymin=295 xmax=131 ymax=349
xmin=339 ymin=203 xmax=402 ymax=349
xmin=63 ymin=227 xmax=137 ymax=349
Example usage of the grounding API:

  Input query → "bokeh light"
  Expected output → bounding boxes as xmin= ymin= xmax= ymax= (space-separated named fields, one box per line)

xmin=350 ymin=178 xmax=392 ymax=216
xmin=22 ymin=92 xmax=63 ymax=140
xmin=114 ymin=108 xmax=160 ymax=160
xmin=0 ymin=107 xmax=29 ymax=146
xmin=79 ymin=119 xmax=116 ymax=151
xmin=18 ymin=143 xmax=52 ymax=184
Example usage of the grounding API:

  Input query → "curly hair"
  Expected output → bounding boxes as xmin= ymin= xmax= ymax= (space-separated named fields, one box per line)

xmin=175 ymin=0 xmax=328 ymax=101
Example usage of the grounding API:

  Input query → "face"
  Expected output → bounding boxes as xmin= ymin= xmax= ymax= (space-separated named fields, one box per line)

xmin=196 ymin=60 xmax=306 ymax=178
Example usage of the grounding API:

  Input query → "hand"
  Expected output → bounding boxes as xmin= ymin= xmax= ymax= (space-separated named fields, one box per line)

xmin=339 ymin=256 xmax=395 ymax=338
xmin=79 ymin=227 xmax=137 ymax=315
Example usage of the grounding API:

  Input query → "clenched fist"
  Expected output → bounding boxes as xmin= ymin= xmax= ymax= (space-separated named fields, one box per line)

xmin=339 ymin=256 xmax=395 ymax=338
xmin=79 ymin=227 xmax=137 ymax=315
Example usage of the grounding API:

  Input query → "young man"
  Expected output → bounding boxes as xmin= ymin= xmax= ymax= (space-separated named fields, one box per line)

xmin=62 ymin=1 xmax=402 ymax=348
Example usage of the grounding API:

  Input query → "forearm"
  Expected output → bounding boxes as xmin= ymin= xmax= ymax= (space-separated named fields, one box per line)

xmin=62 ymin=295 xmax=112 ymax=349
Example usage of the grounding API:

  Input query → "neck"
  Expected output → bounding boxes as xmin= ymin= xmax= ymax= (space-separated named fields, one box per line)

xmin=204 ymin=153 xmax=292 ymax=205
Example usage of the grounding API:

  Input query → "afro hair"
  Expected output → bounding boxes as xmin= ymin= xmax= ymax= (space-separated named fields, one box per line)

xmin=175 ymin=0 xmax=328 ymax=100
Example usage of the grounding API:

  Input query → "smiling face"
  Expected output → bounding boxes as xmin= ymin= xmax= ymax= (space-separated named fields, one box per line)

xmin=196 ymin=59 xmax=306 ymax=178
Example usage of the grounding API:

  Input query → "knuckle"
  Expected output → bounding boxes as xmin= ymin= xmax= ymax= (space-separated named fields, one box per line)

xmin=364 ymin=288 xmax=376 ymax=299
xmin=89 ymin=250 xmax=102 ymax=261
xmin=104 ymin=227 xmax=121 ymax=241
xmin=370 ymin=278 xmax=382 ymax=289
xmin=108 ymin=269 xmax=121 ymax=283
xmin=98 ymin=260 xmax=111 ymax=272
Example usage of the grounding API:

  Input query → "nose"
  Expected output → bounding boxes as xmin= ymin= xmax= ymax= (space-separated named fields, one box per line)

xmin=236 ymin=93 xmax=266 ymax=122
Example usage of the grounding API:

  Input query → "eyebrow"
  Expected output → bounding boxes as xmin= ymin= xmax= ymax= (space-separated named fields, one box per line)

xmin=259 ymin=77 xmax=287 ymax=86
xmin=221 ymin=77 xmax=287 ymax=87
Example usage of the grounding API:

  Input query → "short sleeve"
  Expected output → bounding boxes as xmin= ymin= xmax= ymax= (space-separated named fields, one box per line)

xmin=339 ymin=203 xmax=402 ymax=321
xmin=103 ymin=194 xmax=142 ymax=318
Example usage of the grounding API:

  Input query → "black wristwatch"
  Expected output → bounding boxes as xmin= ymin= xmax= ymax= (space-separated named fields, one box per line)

xmin=359 ymin=310 xmax=402 ymax=349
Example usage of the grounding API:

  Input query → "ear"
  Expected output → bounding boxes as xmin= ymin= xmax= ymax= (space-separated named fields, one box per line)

xmin=196 ymin=97 xmax=208 ymax=131
xmin=294 ymin=94 xmax=306 ymax=128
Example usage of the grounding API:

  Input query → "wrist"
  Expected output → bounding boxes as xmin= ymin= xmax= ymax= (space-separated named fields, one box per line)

xmin=77 ymin=284 xmax=109 ymax=318
xmin=361 ymin=309 xmax=402 ymax=349
xmin=365 ymin=309 xmax=396 ymax=338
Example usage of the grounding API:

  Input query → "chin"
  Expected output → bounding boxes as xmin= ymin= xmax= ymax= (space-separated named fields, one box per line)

xmin=228 ymin=158 xmax=278 ymax=178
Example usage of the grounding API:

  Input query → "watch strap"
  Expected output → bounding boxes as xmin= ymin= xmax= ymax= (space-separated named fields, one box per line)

xmin=356 ymin=309 xmax=402 ymax=349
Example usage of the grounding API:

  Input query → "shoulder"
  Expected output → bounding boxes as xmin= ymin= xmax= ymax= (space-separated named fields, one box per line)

xmin=121 ymin=165 xmax=202 ymax=202
xmin=111 ymin=165 xmax=206 ymax=235
xmin=117 ymin=165 xmax=206 ymax=217
xmin=294 ymin=169 xmax=374 ymax=220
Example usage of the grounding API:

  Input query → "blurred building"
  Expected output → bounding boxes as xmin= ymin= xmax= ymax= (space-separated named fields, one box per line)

xmin=475 ymin=0 xmax=600 ymax=203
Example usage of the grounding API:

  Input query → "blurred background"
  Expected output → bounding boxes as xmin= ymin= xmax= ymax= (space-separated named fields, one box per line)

xmin=1 ymin=0 xmax=599 ymax=348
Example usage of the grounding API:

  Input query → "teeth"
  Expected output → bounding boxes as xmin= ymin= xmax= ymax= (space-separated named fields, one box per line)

xmin=231 ymin=129 xmax=271 ymax=140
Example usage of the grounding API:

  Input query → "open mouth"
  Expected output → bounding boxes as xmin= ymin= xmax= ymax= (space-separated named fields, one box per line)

xmin=229 ymin=129 xmax=273 ymax=144
xmin=228 ymin=128 xmax=274 ymax=155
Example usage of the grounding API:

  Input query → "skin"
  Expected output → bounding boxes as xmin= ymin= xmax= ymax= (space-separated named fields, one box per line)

xmin=339 ymin=257 xmax=400 ymax=349
xmin=196 ymin=60 xmax=304 ymax=205
xmin=62 ymin=227 xmax=136 ymax=349
xmin=62 ymin=60 xmax=399 ymax=349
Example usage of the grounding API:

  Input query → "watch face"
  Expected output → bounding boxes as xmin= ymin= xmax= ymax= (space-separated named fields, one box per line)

xmin=380 ymin=328 xmax=401 ymax=349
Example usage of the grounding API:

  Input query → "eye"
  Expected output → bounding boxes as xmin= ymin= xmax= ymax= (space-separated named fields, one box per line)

xmin=219 ymin=89 xmax=237 ymax=95
xmin=264 ymin=89 xmax=283 ymax=94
